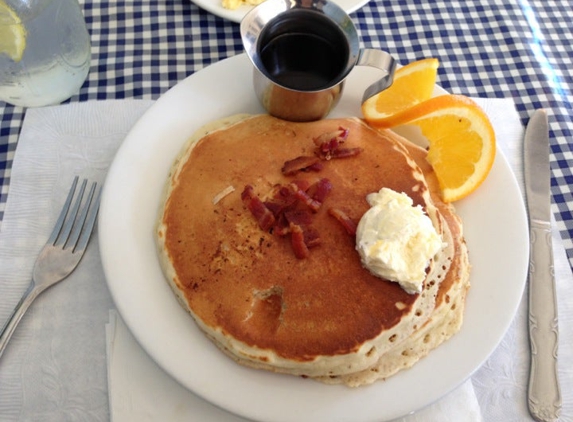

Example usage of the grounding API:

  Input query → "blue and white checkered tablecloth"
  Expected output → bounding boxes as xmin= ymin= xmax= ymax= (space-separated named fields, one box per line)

xmin=1 ymin=0 xmax=572 ymax=270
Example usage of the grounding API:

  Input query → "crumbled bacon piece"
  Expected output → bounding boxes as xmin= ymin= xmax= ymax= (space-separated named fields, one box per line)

xmin=302 ymin=225 xmax=321 ymax=249
xmin=307 ymin=178 xmax=332 ymax=204
xmin=241 ymin=185 xmax=275 ymax=231
xmin=291 ymin=179 xmax=311 ymax=191
xmin=273 ymin=213 xmax=291 ymax=237
xmin=287 ymin=178 xmax=332 ymax=213
xmin=264 ymin=183 xmax=299 ymax=217
xmin=290 ymin=183 xmax=322 ymax=212
xmin=329 ymin=147 xmax=363 ymax=158
xmin=306 ymin=161 xmax=324 ymax=172
xmin=290 ymin=223 xmax=310 ymax=259
xmin=284 ymin=208 xmax=314 ymax=226
xmin=313 ymin=127 xmax=362 ymax=161
xmin=281 ymin=155 xmax=321 ymax=176
xmin=328 ymin=208 xmax=358 ymax=236
xmin=287 ymin=213 xmax=321 ymax=259
xmin=280 ymin=126 xmax=359 ymax=177
xmin=313 ymin=127 xmax=349 ymax=151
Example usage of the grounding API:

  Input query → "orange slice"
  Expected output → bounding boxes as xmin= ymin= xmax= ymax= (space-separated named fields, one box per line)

xmin=362 ymin=57 xmax=439 ymax=121
xmin=370 ymin=95 xmax=496 ymax=202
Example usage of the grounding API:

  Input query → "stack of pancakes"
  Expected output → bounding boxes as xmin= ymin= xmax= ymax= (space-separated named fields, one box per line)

xmin=155 ymin=114 xmax=470 ymax=387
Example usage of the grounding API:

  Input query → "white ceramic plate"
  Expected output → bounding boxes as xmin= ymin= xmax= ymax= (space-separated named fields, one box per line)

xmin=193 ymin=0 xmax=370 ymax=23
xmin=99 ymin=54 xmax=529 ymax=422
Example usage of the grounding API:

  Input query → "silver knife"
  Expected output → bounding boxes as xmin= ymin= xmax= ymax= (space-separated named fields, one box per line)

xmin=524 ymin=109 xmax=562 ymax=422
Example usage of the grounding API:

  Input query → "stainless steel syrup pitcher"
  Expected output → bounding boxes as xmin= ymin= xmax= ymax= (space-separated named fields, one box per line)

xmin=241 ymin=0 xmax=396 ymax=121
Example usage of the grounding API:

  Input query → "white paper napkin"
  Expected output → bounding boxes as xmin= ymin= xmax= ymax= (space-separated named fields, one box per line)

xmin=1 ymin=98 xmax=571 ymax=422
xmin=0 ymin=100 xmax=154 ymax=421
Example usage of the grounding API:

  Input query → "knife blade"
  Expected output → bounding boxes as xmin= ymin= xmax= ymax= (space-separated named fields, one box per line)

xmin=523 ymin=109 xmax=562 ymax=422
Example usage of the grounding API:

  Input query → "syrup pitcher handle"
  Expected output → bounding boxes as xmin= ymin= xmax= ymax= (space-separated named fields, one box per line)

xmin=357 ymin=49 xmax=397 ymax=103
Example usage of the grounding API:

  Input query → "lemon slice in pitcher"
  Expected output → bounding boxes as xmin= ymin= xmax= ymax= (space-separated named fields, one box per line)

xmin=0 ymin=0 xmax=27 ymax=62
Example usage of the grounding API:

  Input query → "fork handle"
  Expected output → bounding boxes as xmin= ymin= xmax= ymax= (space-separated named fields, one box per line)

xmin=0 ymin=281 xmax=41 ymax=359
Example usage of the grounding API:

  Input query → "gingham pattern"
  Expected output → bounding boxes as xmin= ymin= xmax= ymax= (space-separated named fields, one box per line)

xmin=1 ymin=0 xmax=572 ymax=269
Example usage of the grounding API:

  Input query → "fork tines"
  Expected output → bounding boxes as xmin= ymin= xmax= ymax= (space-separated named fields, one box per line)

xmin=48 ymin=176 xmax=102 ymax=253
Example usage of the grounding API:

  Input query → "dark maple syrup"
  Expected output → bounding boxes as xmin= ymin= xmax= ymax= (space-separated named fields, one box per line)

xmin=258 ymin=10 xmax=349 ymax=91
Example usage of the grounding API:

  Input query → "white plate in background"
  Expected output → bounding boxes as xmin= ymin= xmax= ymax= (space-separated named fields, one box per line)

xmin=193 ymin=0 xmax=370 ymax=23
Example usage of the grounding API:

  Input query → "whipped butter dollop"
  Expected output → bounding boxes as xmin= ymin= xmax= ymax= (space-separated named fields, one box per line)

xmin=356 ymin=188 xmax=443 ymax=294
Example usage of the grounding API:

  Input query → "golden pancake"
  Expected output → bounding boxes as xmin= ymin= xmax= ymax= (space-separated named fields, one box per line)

xmin=156 ymin=114 xmax=467 ymax=382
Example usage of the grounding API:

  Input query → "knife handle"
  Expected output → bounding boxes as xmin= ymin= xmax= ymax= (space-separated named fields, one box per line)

xmin=528 ymin=222 xmax=561 ymax=422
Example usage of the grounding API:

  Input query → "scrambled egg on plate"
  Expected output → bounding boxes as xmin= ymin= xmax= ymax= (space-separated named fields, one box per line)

xmin=222 ymin=0 xmax=264 ymax=10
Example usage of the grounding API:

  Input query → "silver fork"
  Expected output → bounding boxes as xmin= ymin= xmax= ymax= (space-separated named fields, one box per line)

xmin=0 ymin=176 xmax=101 ymax=359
